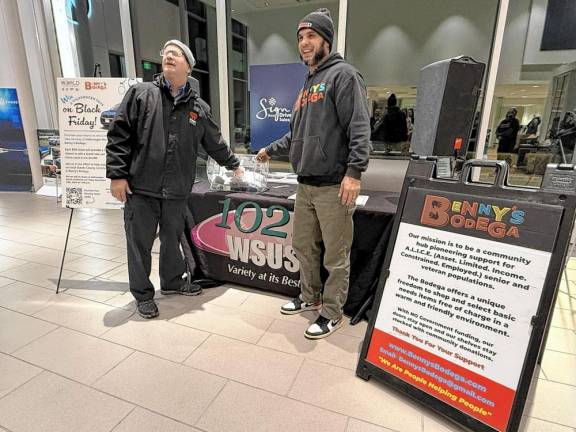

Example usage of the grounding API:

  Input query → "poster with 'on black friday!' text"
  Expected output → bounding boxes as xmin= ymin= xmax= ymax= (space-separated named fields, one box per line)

xmin=57 ymin=78 xmax=140 ymax=209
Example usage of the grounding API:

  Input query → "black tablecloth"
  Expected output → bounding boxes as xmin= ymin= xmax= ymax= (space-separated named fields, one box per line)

xmin=185 ymin=181 xmax=398 ymax=317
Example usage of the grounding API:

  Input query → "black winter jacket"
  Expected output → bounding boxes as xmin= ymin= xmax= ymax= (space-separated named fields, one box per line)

xmin=371 ymin=106 xmax=408 ymax=144
xmin=106 ymin=75 xmax=239 ymax=200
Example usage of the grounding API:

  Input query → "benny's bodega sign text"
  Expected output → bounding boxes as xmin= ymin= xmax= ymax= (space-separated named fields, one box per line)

xmin=420 ymin=195 xmax=525 ymax=239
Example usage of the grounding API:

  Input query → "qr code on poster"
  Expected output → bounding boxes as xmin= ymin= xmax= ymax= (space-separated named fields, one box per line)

xmin=66 ymin=188 xmax=83 ymax=206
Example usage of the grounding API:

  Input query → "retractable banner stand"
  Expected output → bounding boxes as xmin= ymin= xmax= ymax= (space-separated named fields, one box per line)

xmin=357 ymin=160 xmax=576 ymax=432
xmin=249 ymin=63 xmax=307 ymax=152
xmin=0 ymin=88 xmax=33 ymax=191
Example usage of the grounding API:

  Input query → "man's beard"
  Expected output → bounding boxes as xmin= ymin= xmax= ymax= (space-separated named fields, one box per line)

xmin=300 ymin=47 xmax=327 ymax=67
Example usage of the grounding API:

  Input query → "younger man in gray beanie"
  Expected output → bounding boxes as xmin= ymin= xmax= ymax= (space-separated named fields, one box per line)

xmin=257 ymin=9 xmax=371 ymax=339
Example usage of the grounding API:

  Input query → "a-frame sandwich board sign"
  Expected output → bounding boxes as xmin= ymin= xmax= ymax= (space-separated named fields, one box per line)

xmin=357 ymin=159 xmax=576 ymax=432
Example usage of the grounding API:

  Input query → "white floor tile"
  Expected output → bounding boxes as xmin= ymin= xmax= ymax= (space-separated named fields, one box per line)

xmin=0 ymin=254 xmax=28 ymax=272
xmin=543 ymin=327 xmax=576 ymax=354
xmin=94 ymin=351 xmax=226 ymax=426
xmin=551 ymin=307 xmax=576 ymax=331
xmin=196 ymin=381 xmax=348 ymax=432
xmin=257 ymin=319 xmax=363 ymax=370
xmin=0 ymin=276 xmax=14 ymax=288
xmin=0 ymin=308 xmax=57 ymax=353
xmin=1 ymin=262 xmax=77 ymax=289
xmin=13 ymin=327 xmax=133 ymax=385
xmin=68 ymin=242 xmax=126 ymax=260
xmin=288 ymin=360 xmax=423 ymax=431
xmin=0 ymin=281 xmax=60 ymax=315
xmin=58 ymin=276 xmax=128 ymax=302
xmin=111 ymin=407 xmax=200 ymax=432
xmin=101 ymin=315 xmax=209 ymax=362
xmin=63 ymin=255 xmax=124 ymax=277
xmin=0 ymin=371 xmax=133 ymax=432
xmin=0 ymin=352 xmax=42 ymax=398
xmin=525 ymin=379 xmax=576 ymax=427
xmin=542 ymin=350 xmax=576 ymax=386
xmin=521 ymin=417 xmax=575 ymax=432
xmin=170 ymin=303 xmax=273 ymax=343
xmin=346 ymin=419 xmax=398 ymax=432
xmin=185 ymin=334 xmax=303 ymax=394
xmin=33 ymin=294 xmax=133 ymax=336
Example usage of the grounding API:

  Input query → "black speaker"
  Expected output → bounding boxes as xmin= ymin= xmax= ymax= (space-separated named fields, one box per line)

xmin=412 ymin=56 xmax=485 ymax=158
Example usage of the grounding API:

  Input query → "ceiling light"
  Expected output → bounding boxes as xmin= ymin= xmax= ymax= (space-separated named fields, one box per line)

xmin=532 ymin=85 xmax=540 ymax=88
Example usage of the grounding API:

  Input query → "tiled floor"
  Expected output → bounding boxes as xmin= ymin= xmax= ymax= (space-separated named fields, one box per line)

xmin=0 ymin=192 xmax=575 ymax=432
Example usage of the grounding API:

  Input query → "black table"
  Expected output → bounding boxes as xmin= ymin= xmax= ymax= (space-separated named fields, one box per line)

xmin=185 ymin=181 xmax=398 ymax=317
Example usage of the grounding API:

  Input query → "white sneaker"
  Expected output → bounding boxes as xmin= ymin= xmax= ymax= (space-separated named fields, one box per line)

xmin=305 ymin=315 xmax=343 ymax=339
xmin=280 ymin=295 xmax=321 ymax=315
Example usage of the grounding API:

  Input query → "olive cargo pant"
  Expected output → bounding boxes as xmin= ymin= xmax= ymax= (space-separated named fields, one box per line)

xmin=292 ymin=184 xmax=355 ymax=320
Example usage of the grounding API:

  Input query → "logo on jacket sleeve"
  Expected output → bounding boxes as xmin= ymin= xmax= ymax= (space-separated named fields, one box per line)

xmin=189 ymin=111 xmax=199 ymax=126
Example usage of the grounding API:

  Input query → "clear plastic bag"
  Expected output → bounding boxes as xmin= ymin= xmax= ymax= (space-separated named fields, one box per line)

xmin=207 ymin=154 xmax=269 ymax=192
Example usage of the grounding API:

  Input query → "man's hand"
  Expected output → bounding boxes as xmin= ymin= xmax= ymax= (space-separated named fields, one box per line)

xmin=256 ymin=148 xmax=271 ymax=163
xmin=339 ymin=176 xmax=361 ymax=206
xmin=233 ymin=166 xmax=244 ymax=177
xmin=110 ymin=179 xmax=132 ymax=202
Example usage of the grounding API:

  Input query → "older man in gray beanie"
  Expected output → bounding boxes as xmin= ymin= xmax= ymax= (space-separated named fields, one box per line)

xmin=106 ymin=40 xmax=242 ymax=319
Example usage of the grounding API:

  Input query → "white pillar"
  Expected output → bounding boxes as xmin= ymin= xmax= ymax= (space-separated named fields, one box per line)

xmin=0 ymin=0 xmax=43 ymax=191
xmin=119 ymin=0 xmax=137 ymax=78
xmin=216 ymin=0 xmax=230 ymax=143
xmin=476 ymin=0 xmax=510 ymax=160
xmin=17 ymin=0 xmax=59 ymax=129
xmin=337 ymin=0 xmax=348 ymax=57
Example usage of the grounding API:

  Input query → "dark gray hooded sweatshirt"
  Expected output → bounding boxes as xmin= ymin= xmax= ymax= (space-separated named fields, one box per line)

xmin=266 ymin=53 xmax=371 ymax=186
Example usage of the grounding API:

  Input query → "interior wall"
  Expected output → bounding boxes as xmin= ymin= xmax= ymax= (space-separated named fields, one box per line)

xmin=345 ymin=0 xmax=499 ymax=87
xmin=134 ymin=0 xmax=181 ymax=63
xmin=496 ymin=0 xmax=532 ymax=84
xmin=88 ymin=0 xmax=124 ymax=76
xmin=524 ymin=0 xmax=576 ymax=66
xmin=235 ymin=2 xmax=339 ymax=67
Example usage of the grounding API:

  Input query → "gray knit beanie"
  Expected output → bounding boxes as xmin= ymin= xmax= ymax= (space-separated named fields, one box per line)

xmin=163 ymin=39 xmax=196 ymax=69
xmin=297 ymin=8 xmax=334 ymax=49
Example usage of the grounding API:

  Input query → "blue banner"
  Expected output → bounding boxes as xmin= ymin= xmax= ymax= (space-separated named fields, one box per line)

xmin=249 ymin=63 xmax=307 ymax=152
xmin=0 ymin=88 xmax=32 ymax=191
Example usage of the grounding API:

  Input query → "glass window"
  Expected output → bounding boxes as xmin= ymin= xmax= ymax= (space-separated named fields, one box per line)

xmin=129 ymin=0 xmax=219 ymax=119
xmin=228 ymin=1 xmax=339 ymax=173
xmin=486 ymin=0 xmax=576 ymax=187
xmin=52 ymin=0 xmax=126 ymax=77
xmin=346 ymin=0 xmax=498 ymax=160
xmin=109 ymin=53 xmax=126 ymax=78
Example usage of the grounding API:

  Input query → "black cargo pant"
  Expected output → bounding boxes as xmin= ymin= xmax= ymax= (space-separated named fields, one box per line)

xmin=123 ymin=193 xmax=187 ymax=302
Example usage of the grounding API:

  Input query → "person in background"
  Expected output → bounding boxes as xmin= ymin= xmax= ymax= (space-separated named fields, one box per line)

xmin=496 ymin=107 xmax=520 ymax=153
xmin=371 ymin=93 xmax=408 ymax=153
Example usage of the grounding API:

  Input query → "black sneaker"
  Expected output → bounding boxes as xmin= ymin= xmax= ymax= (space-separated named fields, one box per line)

xmin=305 ymin=315 xmax=343 ymax=339
xmin=161 ymin=282 xmax=202 ymax=296
xmin=280 ymin=295 xmax=321 ymax=315
xmin=137 ymin=300 xmax=159 ymax=319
